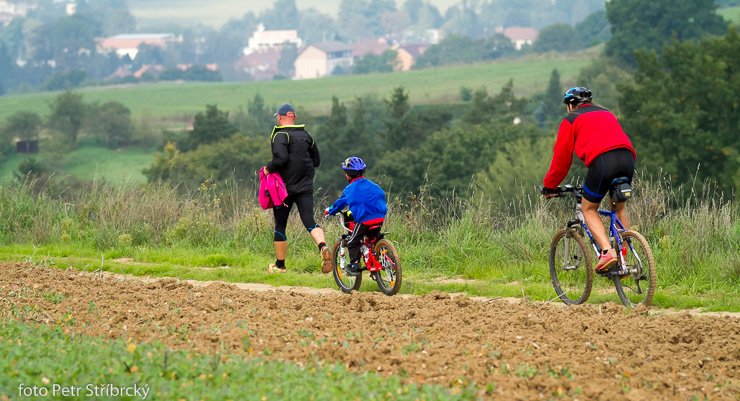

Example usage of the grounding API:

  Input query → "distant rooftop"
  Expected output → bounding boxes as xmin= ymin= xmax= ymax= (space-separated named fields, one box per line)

xmin=312 ymin=41 xmax=352 ymax=54
xmin=108 ymin=33 xmax=176 ymax=40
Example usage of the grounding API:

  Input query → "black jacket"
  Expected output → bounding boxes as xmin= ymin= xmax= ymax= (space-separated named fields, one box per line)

xmin=266 ymin=125 xmax=320 ymax=195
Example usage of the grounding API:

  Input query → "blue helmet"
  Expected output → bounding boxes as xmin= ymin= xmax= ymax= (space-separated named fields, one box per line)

xmin=341 ymin=156 xmax=366 ymax=172
xmin=563 ymin=87 xmax=593 ymax=105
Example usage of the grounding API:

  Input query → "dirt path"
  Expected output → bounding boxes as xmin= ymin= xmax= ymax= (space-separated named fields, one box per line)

xmin=2 ymin=262 xmax=739 ymax=400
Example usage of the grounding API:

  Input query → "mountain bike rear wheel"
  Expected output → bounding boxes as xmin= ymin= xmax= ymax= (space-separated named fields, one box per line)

xmin=549 ymin=228 xmax=593 ymax=305
xmin=613 ymin=230 xmax=656 ymax=307
xmin=332 ymin=240 xmax=362 ymax=293
xmin=373 ymin=239 xmax=402 ymax=296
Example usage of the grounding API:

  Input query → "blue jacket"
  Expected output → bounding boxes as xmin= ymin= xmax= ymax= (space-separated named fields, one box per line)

xmin=327 ymin=177 xmax=387 ymax=223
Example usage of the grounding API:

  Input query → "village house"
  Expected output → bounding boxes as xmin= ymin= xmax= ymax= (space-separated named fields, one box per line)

xmin=394 ymin=44 xmax=429 ymax=71
xmin=95 ymin=33 xmax=180 ymax=59
xmin=293 ymin=41 xmax=353 ymax=80
xmin=234 ymin=47 xmax=282 ymax=81
xmin=351 ymin=38 xmax=389 ymax=61
xmin=503 ymin=26 xmax=539 ymax=50
xmin=0 ymin=0 xmax=36 ymax=26
xmin=244 ymin=23 xmax=302 ymax=55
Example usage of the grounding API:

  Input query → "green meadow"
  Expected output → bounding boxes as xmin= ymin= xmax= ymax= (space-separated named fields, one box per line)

xmin=719 ymin=6 xmax=740 ymax=24
xmin=0 ymin=52 xmax=594 ymax=121
xmin=0 ymin=145 xmax=153 ymax=184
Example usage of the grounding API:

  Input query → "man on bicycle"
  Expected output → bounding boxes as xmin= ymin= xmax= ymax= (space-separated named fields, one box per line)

xmin=324 ymin=157 xmax=388 ymax=276
xmin=542 ymin=87 xmax=636 ymax=272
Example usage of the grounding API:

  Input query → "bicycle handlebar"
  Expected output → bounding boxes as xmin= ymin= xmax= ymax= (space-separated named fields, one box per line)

xmin=538 ymin=184 xmax=583 ymax=198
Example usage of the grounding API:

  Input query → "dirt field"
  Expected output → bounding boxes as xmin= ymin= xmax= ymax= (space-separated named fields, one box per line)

xmin=2 ymin=262 xmax=739 ymax=400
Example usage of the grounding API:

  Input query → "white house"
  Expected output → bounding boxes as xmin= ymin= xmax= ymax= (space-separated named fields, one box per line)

xmin=244 ymin=23 xmax=302 ymax=55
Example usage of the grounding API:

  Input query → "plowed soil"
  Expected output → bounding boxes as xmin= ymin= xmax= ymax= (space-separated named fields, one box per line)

xmin=2 ymin=262 xmax=739 ymax=400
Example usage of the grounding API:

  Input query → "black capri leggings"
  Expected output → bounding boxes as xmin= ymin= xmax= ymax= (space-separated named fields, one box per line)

xmin=273 ymin=193 xmax=320 ymax=241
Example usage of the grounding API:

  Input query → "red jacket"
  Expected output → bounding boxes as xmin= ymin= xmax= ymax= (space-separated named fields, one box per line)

xmin=544 ymin=104 xmax=636 ymax=189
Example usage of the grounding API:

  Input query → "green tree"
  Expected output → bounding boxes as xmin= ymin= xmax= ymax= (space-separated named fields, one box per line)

xmin=533 ymin=23 xmax=584 ymax=53
xmin=48 ymin=90 xmax=85 ymax=146
xmin=143 ymin=135 xmax=270 ymax=185
xmin=3 ymin=111 xmax=42 ymax=141
xmin=1 ymin=110 xmax=42 ymax=164
xmin=186 ymin=105 xmax=238 ymax=150
xmin=41 ymin=69 xmax=86 ymax=91
xmin=413 ymin=34 xmax=484 ymax=68
xmin=618 ymin=28 xmax=740 ymax=191
xmin=462 ymin=80 xmax=528 ymax=126
xmin=542 ymin=69 xmax=563 ymax=122
xmin=183 ymin=65 xmax=223 ymax=82
xmin=15 ymin=158 xmax=50 ymax=182
xmin=482 ymin=33 xmax=515 ymax=59
xmin=477 ymin=136 xmax=555 ymax=202
xmin=278 ymin=43 xmax=298 ymax=77
xmin=605 ymin=0 xmax=728 ymax=66
xmin=383 ymin=87 xmax=414 ymax=148
xmin=106 ymin=9 xmax=136 ymax=35
xmin=576 ymin=56 xmax=632 ymax=110
xmin=85 ymin=101 xmax=133 ymax=149
xmin=575 ymin=9 xmax=611 ymax=47
xmin=352 ymin=49 xmax=399 ymax=74
xmin=314 ymin=97 xmax=350 ymax=192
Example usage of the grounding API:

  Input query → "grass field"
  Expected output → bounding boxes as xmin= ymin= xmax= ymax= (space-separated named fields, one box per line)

xmin=0 ymin=145 xmax=154 ymax=185
xmin=129 ymin=0 xmax=461 ymax=26
xmin=719 ymin=6 xmax=740 ymax=24
xmin=0 ymin=52 xmax=594 ymax=121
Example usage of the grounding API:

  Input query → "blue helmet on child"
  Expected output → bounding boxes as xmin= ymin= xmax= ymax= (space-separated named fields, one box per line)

xmin=341 ymin=156 xmax=366 ymax=171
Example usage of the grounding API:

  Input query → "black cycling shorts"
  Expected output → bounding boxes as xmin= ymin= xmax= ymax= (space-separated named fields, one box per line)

xmin=582 ymin=148 xmax=634 ymax=203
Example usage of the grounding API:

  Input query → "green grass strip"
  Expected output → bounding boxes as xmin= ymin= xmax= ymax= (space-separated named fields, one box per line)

xmin=1 ymin=241 xmax=738 ymax=312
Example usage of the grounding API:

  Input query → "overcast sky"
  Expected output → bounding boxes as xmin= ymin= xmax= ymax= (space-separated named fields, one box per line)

xmin=130 ymin=0 xmax=463 ymax=27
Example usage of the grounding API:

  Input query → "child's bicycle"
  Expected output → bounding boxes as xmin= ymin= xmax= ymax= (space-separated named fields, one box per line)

xmin=328 ymin=210 xmax=402 ymax=296
xmin=540 ymin=178 xmax=656 ymax=307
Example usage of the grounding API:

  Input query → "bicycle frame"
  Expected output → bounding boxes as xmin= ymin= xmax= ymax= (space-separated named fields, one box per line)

xmin=335 ymin=211 xmax=385 ymax=273
xmin=561 ymin=187 xmax=645 ymax=278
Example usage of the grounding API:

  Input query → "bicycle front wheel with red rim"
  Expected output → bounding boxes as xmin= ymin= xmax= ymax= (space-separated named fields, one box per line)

xmin=373 ymin=239 xmax=401 ymax=296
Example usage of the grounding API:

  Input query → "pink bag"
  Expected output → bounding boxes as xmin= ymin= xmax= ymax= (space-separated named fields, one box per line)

xmin=259 ymin=169 xmax=289 ymax=209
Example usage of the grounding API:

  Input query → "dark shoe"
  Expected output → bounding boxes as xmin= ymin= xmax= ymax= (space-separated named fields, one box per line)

xmin=346 ymin=262 xmax=362 ymax=276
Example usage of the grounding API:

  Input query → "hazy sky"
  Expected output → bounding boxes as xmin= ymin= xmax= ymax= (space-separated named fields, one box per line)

xmin=131 ymin=0 xmax=462 ymax=27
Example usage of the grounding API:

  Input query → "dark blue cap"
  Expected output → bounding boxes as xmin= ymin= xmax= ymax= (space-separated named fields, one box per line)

xmin=274 ymin=104 xmax=296 ymax=116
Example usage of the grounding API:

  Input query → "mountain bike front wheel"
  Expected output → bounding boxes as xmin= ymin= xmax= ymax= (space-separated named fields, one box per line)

xmin=549 ymin=228 xmax=593 ymax=305
xmin=613 ymin=230 xmax=656 ymax=307
xmin=373 ymin=239 xmax=402 ymax=296
xmin=332 ymin=240 xmax=362 ymax=293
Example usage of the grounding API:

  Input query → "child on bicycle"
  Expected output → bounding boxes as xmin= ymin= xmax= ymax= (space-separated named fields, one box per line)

xmin=324 ymin=157 xmax=388 ymax=276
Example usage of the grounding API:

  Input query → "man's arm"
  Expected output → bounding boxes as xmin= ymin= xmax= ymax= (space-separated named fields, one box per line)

xmin=543 ymin=120 xmax=576 ymax=189
xmin=309 ymin=134 xmax=320 ymax=168
xmin=266 ymin=132 xmax=289 ymax=173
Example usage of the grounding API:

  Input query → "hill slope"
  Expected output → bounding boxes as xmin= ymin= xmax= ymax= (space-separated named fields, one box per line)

xmin=0 ymin=52 xmax=595 ymax=121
